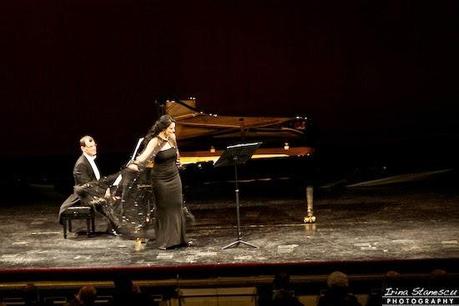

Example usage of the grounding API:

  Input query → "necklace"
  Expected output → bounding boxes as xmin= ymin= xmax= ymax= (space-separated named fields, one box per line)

xmin=158 ymin=133 xmax=169 ymax=141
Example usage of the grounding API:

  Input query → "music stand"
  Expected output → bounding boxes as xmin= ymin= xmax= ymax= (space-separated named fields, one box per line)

xmin=214 ymin=142 xmax=262 ymax=249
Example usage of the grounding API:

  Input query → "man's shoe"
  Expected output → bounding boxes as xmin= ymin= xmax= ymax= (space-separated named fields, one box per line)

xmin=106 ymin=228 xmax=119 ymax=236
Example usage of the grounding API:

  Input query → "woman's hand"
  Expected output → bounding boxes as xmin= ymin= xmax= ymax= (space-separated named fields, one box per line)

xmin=127 ymin=163 xmax=139 ymax=172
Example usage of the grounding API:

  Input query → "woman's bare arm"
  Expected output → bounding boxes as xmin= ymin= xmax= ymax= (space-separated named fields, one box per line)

xmin=128 ymin=137 xmax=159 ymax=171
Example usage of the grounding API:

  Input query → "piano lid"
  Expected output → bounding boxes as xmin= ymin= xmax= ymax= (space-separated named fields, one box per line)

xmin=166 ymin=99 xmax=308 ymax=139
xmin=163 ymin=99 xmax=314 ymax=164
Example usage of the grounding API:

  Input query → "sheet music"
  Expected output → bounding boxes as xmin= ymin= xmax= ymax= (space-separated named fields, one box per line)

xmin=214 ymin=142 xmax=262 ymax=168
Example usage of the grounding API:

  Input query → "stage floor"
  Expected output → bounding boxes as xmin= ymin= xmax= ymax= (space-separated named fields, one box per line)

xmin=0 ymin=187 xmax=458 ymax=272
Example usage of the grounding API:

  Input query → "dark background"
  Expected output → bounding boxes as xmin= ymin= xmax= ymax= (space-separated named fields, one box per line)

xmin=2 ymin=0 xmax=459 ymax=185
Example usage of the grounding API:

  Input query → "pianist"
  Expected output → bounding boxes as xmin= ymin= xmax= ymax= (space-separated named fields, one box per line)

xmin=58 ymin=136 xmax=119 ymax=235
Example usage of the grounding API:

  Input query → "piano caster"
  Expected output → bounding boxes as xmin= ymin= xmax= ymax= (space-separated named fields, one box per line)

xmin=304 ymin=215 xmax=316 ymax=223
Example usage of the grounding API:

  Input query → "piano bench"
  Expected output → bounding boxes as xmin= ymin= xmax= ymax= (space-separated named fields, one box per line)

xmin=61 ymin=206 xmax=95 ymax=239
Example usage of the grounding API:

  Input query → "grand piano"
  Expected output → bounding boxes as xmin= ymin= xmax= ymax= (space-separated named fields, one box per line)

xmin=160 ymin=98 xmax=317 ymax=223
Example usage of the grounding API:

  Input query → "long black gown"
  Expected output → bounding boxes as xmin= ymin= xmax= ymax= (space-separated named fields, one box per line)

xmin=152 ymin=147 xmax=187 ymax=248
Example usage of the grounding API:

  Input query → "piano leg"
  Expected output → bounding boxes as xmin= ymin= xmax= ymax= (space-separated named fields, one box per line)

xmin=304 ymin=185 xmax=316 ymax=223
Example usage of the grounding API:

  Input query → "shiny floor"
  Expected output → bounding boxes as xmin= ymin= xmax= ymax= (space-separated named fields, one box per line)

xmin=0 ymin=186 xmax=458 ymax=270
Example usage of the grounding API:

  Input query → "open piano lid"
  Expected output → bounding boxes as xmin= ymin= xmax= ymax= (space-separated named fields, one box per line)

xmin=164 ymin=99 xmax=315 ymax=164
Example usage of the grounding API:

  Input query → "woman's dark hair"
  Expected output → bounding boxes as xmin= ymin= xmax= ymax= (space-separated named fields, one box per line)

xmin=142 ymin=115 xmax=176 ymax=147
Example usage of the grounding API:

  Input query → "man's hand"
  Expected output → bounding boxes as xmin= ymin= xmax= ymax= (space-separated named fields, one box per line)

xmin=104 ymin=187 xmax=111 ymax=199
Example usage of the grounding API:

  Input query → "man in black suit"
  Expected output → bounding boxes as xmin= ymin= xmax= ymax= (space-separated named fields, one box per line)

xmin=58 ymin=136 xmax=118 ymax=235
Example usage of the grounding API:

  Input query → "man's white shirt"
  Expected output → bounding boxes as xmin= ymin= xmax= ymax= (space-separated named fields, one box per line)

xmin=83 ymin=153 xmax=101 ymax=181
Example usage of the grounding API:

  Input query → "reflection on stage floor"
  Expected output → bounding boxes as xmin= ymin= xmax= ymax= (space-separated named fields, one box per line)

xmin=0 ymin=186 xmax=458 ymax=271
